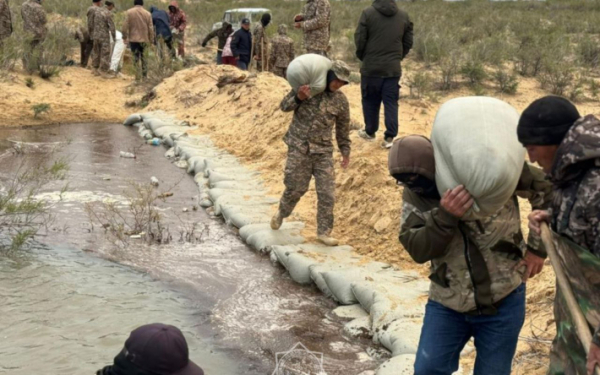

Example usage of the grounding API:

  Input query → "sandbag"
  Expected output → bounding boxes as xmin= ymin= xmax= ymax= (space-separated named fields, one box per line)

xmin=351 ymin=282 xmax=377 ymax=313
xmin=318 ymin=264 xmax=396 ymax=305
xmin=344 ymin=316 xmax=372 ymax=338
xmin=246 ymin=229 xmax=305 ymax=254
xmin=213 ymin=195 xmax=275 ymax=216
xmin=210 ymin=180 xmax=263 ymax=191
xmin=376 ymin=319 xmax=421 ymax=356
xmin=431 ymin=97 xmax=525 ymax=220
xmin=239 ymin=222 xmax=304 ymax=242
xmin=286 ymin=54 xmax=333 ymax=97
xmin=221 ymin=206 xmax=272 ymax=228
xmin=153 ymin=126 xmax=189 ymax=139
xmin=205 ymin=166 xmax=259 ymax=179
xmin=375 ymin=355 xmax=415 ymax=375
xmin=208 ymin=171 xmax=260 ymax=186
xmin=124 ymin=114 xmax=142 ymax=126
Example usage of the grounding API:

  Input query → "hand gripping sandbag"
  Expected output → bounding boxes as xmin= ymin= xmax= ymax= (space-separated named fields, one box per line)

xmin=431 ymin=97 xmax=525 ymax=220
xmin=286 ymin=54 xmax=333 ymax=97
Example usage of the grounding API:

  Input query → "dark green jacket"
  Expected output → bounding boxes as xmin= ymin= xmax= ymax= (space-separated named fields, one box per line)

xmin=354 ymin=0 xmax=413 ymax=78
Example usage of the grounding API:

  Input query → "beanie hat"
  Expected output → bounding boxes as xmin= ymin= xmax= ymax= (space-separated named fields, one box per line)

xmin=517 ymin=96 xmax=581 ymax=146
xmin=388 ymin=135 xmax=435 ymax=181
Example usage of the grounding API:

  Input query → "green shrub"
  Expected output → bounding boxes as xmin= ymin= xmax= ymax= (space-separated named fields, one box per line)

xmin=407 ymin=71 xmax=433 ymax=99
xmin=577 ymin=36 xmax=600 ymax=68
xmin=539 ymin=62 xmax=574 ymax=96
xmin=493 ymin=70 xmax=519 ymax=95
xmin=461 ymin=60 xmax=487 ymax=86
xmin=32 ymin=103 xmax=51 ymax=118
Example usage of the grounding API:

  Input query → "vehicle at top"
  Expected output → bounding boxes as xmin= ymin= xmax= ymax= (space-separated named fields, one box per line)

xmin=212 ymin=8 xmax=271 ymax=31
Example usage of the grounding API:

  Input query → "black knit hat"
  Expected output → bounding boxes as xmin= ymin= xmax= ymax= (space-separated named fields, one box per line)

xmin=517 ymin=96 xmax=581 ymax=146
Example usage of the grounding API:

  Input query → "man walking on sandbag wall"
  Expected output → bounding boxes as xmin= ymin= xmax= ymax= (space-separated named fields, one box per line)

xmin=389 ymin=136 xmax=552 ymax=375
xmin=518 ymin=96 xmax=600 ymax=375
xmin=271 ymin=61 xmax=352 ymax=247
xmin=295 ymin=0 xmax=330 ymax=57
xmin=355 ymin=0 xmax=413 ymax=149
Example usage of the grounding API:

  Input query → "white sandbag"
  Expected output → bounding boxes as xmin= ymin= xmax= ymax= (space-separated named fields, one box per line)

xmin=239 ymin=222 xmax=305 ymax=242
xmin=213 ymin=195 xmax=275 ymax=216
xmin=124 ymin=114 xmax=141 ymax=126
xmin=246 ymin=229 xmax=305 ymax=254
xmin=376 ymin=319 xmax=421 ymax=356
xmin=370 ymin=290 xmax=424 ymax=335
xmin=286 ymin=54 xmax=333 ymax=97
xmin=431 ymin=97 xmax=525 ymax=220
xmin=110 ymin=31 xmax=126 ymax=72
xmin=208 ymin=171 xmax=260 ymax=186
xmin=205 ymin=166 xmax=258 ymax=179
xmin=144 ymin=118 xmax=172 ymax=132
xmin=153 ymin=126 xmax=189 ymax=139
xmin=221 ymin=206 xmax=272 ymax=228
xmin=210 ymin=180 xmax=263 ymax=191
xmin=331 ymin=304 xmax=369 ymax=320
xmin=375 ymin=355 xmax=415 ymax=375
xmin=344 ymin=316 xmax=372 ymax=338
xmin=351 ymin=282 xmax=377 ymax=313
xmin=139 ymin=128 xmax=153 ymax=140
xmin=319 ymin=264 xmax=396 ymax=305
xmin=204 ymin=157 xmax=242 ymax=171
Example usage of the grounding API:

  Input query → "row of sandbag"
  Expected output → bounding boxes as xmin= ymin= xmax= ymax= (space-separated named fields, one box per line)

xmin=124 ymin=112 xmax=460 ymax=375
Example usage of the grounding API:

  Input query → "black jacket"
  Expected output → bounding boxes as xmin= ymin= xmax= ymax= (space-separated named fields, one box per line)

xmin=232 ymin=28 xmax=252 ymax=60
xmin=150 ymin=7 xmax=172 ymax=40
xmin=354 ymin=0 xmax=413 ymax=78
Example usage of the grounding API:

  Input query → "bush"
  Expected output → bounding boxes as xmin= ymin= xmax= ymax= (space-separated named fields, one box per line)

xmin=577 ymin=36 xmax=600 ymax=68
xmin=461 ymin=60 xmax=487 ymax=86
xmin=31 ymin=103 xmax=51 ymax=118
xmin=439 ymin=52 xmax=461 ymax=91
xmin=539 ymin=62 xmax=574 ymax=96
xmin=493 ymin=70 xmax=519 ymax=95
xmin=407 ymin=71 xmax=433 ymax=99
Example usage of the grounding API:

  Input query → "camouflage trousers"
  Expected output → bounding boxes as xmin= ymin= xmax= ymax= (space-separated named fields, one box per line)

xmin=22 ymin=39 xmax=42 ymax=73
xmin=92 ymin=39 xmax=112 ymax=72
xmin=272 ymin=67 xmax=287 ymax=78
xmin=278 ymin=147 xmax=335 ymax=236
xmin=547 ymin=235 xmax=600 ymax=375
xmin=306 ymin=48 xmax=328 ymax=58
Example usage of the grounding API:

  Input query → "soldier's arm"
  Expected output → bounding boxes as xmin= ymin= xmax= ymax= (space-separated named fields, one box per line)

xmin=400 ymin=190 xmax=459 ymax=264
xmin=354 ymin=10 xmax=368 ymax=61
xmin=303 ymin=0 xmax=330 ymax=32
xmin=280 ymin=90 xmax=301 ymax=112
xmin=88 ymin=9 xmax=95 ymax=37
xmin=515 ymin=162 xmax=554 ymax=258
xmin=202 ymin=29 xmax=218 ymax=45
xmin=334 ymin=95 xmax=351 ymax=158
xmin=402 ymin=17 xmax=414 ymax=59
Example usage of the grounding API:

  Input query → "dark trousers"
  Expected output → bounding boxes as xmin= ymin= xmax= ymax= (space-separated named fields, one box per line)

xmin=414 ymin=284 xmax=526 ymax=375
xmin=361 ymin=76 xmax=401 ymax=139
xmin=236 ymin=55 xmax=250 ymax=71
xmin=130 ymin=42 xmax=147 ymax=78
xmin=157 ymin=36 xmax=175 ymax=59
xmin=216 ymin=51 xmax=222 ymax=65
xmin=80 ymin=40 xmax=93 ymax=67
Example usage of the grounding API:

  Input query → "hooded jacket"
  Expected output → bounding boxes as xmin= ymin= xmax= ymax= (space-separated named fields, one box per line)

xmin=168 ymin=1 xmax=186 ymax=33
xmin=550 ymin=115 xmax=600 ymax=256
xmin=392 ymin=136 xmax=552 ymax=314
xmin=354 ymin=0 xmax=413 ymax=78
xmin=150 ymin=6 xmax=172 ymax=40
xmin=202 ymin=22 xmax=231 ymax=50
xmin=0 ymin=0 xmax=13 ymax=40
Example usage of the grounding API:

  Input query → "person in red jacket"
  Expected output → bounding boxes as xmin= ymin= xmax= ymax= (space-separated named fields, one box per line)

xmin=168 ymin=1 xmax=186 ymax=58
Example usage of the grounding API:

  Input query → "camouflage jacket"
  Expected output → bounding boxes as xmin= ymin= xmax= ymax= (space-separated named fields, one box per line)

xmin=400 ymin=163 xmax=553 ymax=314
xmin=252 ymin=23 xmax=268 ymax=60
xmin=548 ymin=114 xmax=600 ymax=349
xmin=21 ymin=0 xmax=46 ymax=41
xmin=280 ymin=89 xmax=351 ymax=157
xmin=0 ymin=0 xmax=12 ymax=40
xmin=87 ymin=6 xmax=97 ymax=40
xmin=91 ymin=7 xmax=115 ymax=42
xmin=301 ymin=0 xmax=331 ymax=52
xmin=270 ymin=31 xmax=295 ymax=69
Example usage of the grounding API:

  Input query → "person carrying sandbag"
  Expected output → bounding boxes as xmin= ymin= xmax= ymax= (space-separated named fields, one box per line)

xmin=389 ymin=99 xmax=554 ymax=375
xmin=270 ymin=61 xmax=352 ymax=247
xmin=518 ymin=96 xmax=600 ymax=375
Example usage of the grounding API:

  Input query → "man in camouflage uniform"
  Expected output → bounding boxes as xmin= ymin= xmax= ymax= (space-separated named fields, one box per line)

xmin=518 ymin=96 xmax=600 ymax=375
xmin=0 ymin=0 xmax=12 ymax=46
xmin=271 ymin=61 xmax=352 ymax=246
xmin=90 ymin=2 xmax=115 ymax=77
xmin=21 ymin=0 xmax=46 ymax=73
xmin=252 ymin=13 xmax=271 ymax=72
xmin=295 ymin=0 xmax=330 ymax=56
xmin=74 ymin=25 xmax=93 ymax=68
xmin=269 ymin=24 xmax=295 ymax=78
xmin=390 ymin=135 xmax=552 ymax=375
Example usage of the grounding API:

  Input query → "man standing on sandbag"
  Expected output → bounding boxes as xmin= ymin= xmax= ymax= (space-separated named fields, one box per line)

xmin=270 ymin=61 xmax=352 ymax=247
xmin=517 ymin=96 xmax=600 ymax=375
xmin=295 ymin=0 xmax=330 ymax=57
xmin=269 ymin=24 xmax=295 ymax=78
xmin=253 ymin=13 xmax=271 ymax=72
xmin=355 ymin=0 xmax=413 ymax=149
xmin=389 ymin=136 xmax=552 ymax=375
xmin=231 ymin=19 xmax=252 ymax=71
xmin=201 ymin=22 xmax=233 ymax=65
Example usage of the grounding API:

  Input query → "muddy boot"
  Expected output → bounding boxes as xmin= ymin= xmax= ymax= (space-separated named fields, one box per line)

xmin=358 ymin=129 xmax=375 ymax=141
xmin=270 ymin=211 xmax=283 ymax=230
xmin=317 ymin=234 xmax=339 ymax=247
xmin=381 ymin=137 xmax=394 ymax=149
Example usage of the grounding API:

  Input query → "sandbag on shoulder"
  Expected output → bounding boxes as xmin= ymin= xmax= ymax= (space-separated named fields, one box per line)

xmin=239 ymin=222 xmax=304 ymax=242
xmin=246 ymin=229 xmax=305 ymax=254
xmin=431 ymin=96 xmax=525 ymax=220
xmin=375 ymin=354 xmax=415 ymax=375
xmin=124 ymin=114 xmax=142 ymax=126
xmin=287 ymin=54 xmax=333 ymax=97
xmin=376 ymin=318 xmax=422 ymax=356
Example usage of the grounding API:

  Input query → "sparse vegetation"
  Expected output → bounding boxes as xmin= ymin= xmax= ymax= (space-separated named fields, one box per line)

xmin=493 ymin=69 xmax=519 ymax=95
xmin=31 ymin=103 xmax=51 ymax=118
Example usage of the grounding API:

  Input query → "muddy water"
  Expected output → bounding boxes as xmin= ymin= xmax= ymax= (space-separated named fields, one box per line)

xmin=0 ymin=123 xmax=382 ymax=374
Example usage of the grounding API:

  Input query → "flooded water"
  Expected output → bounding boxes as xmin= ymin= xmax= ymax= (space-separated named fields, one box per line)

xmin=0 ymin=123 xmax=382 ymax=374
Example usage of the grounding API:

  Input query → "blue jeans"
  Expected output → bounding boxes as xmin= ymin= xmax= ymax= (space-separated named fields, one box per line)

xmin=216 ymin=51 xmax=222 ymax=65
xmin=414 ymin=284 xmax=526 ymax=375
xmin=361 ymin=76 xmax=400 ymax=139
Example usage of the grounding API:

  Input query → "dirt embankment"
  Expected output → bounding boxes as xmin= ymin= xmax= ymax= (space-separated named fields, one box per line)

xmin=2 ymin=63 xmax=598 ymax=374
